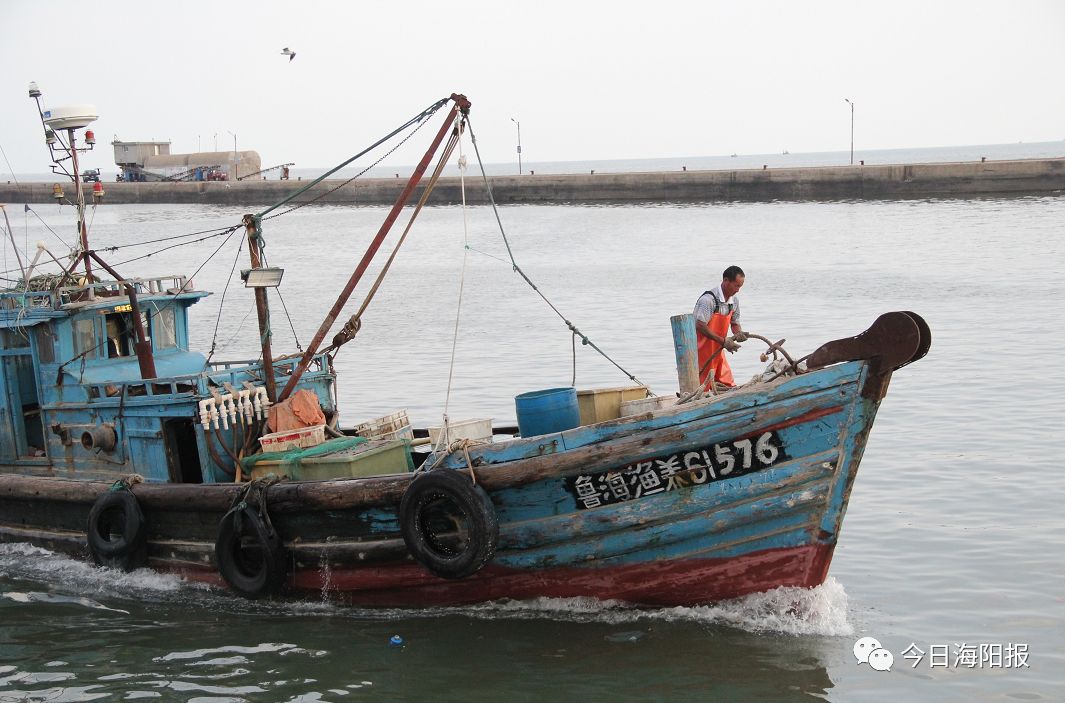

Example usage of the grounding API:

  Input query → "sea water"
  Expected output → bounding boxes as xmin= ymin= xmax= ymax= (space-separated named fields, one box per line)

xmin=0 ymin=191 xmax=1063 ymax=701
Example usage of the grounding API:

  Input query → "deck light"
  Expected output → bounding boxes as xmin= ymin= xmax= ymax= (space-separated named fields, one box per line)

xmin=241 ymin=267 xmax=284 ymax=288
xmin=28 ymin=81 xmax=41 ymax=98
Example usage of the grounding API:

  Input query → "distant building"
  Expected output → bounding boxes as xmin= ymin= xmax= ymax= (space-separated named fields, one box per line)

xmin=112 ymin=140 xmax=261 ymax=182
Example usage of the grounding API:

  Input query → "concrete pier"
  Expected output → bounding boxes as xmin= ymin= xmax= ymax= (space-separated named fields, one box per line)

xmin=3 ymin=158 xmax=1063 ymax=207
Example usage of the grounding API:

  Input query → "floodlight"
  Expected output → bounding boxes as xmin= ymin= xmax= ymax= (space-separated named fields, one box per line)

xmin=241 ymin=267 xmax=284 ymax=288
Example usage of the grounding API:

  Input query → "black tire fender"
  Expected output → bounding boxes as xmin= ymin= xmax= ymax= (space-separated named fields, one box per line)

xmin=214 ymin=504 xmax=286 ymax=598
xmin=86 ymin=489 xmax=148 ymax=572
xmin=400 ymin=469 xmax=499 ymax=579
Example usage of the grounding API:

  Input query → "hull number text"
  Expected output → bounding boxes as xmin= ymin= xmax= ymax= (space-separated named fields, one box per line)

xmin=565 ymin=431 xmax=786 ymax=510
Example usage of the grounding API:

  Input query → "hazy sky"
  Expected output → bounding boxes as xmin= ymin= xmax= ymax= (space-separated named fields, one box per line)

xmin=2 ymin=0 xmax=1063 ymax=174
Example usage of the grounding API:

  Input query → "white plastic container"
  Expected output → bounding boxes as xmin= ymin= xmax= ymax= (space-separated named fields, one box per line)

xmin=619 ymin=395 xmax=675 ymax=417
xmin=354 ymin=410 xmax=413 ymax=441
xmin=259 ymin=424 xmax=326 ymax=452
xmin=428 ymin=418 xmax=493 ymax=452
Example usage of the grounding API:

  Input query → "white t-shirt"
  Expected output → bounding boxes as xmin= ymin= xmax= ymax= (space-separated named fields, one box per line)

xmin=693 ymin=284 xmax=740 ymax=325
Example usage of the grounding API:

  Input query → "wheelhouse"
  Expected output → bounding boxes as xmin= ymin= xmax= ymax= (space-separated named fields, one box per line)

xmin=0 ymin=275 xmax=336 ymax=483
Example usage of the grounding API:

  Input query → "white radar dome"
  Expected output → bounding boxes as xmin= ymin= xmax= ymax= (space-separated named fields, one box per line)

xmin=42 ymin=105 xmax=98 ymax=130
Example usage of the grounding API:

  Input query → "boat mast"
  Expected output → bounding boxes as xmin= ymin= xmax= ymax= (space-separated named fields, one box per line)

xmin=242 ymin=214 xmax=277 ymax=403
xmin=29 ymin=83 xmax=157 ymax=380
xmin=66 ymin=129 xmax=93 ymax=282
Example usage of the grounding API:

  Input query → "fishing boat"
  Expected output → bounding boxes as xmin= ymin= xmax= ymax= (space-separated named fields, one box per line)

xmin=0 ymin=89 xmax=929 ymax=607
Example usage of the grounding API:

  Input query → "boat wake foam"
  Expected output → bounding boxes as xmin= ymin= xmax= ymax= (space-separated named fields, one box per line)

xmin=451 ymin=578 xmax=854 ymax=636
xmin=0 ymin=543 xmax=853 ymax=635
xmin=0 ymin=542 xmax=198 ymax=597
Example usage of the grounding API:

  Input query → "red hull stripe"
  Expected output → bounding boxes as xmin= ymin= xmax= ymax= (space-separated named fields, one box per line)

xmin=756 ymin=405 xmax=844 ymax=437
xmin=270 ymin=542 xmax=839 ymax=607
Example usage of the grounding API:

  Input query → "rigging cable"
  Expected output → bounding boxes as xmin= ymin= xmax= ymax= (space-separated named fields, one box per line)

xmin=323 ymin=121 xmax=465 ymax=354
xmin=273 ymin=288 xmax=303 ymax=353
xmin=23 ymin=205 xmax=75 ymax=250
xmin=111 ymin=228 xmax=235 ymax=268
xmin=442 ymin=121 xmax=472 ymax=440
xmin=101 ymin=223 xmax=238 ymax=252
xmin=0 ymin=141 xmax=21 ymax=196
xmin=216 ymin=302 xmax=258 ymax=356
xmin=257 ymin=97 xmax=451 ymax=221
xmin=205 ymin=232 xmax=247 ymax=364
xmin=258 ymin=249 xmax=302 ymax=352
xmin=130 ymin=226 xmax=242 ymax=355
xmin=465 ymin=117 xmax=648 ymax=388
xmin=263 ymin=112 xmax=440 ymax=221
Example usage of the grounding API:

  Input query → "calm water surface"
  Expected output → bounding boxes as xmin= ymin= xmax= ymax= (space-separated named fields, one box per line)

xmin=1 ymin=194 xmax=1063 ymax=701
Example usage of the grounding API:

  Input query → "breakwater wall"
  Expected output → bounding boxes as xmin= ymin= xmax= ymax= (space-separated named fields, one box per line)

xmin=4 ymin=158 xmax=1063 ymax=206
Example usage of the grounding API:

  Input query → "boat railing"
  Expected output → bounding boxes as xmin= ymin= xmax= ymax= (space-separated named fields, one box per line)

xmin=83 ymin=375 xmax=201 ymax=403
xmin=55 ymin=275 xmax=191 ymax=305
xmin=0 ymin=289 xmax=60 ymax=310
xmin=77 ymin=353 xmax=331 ymax=405
xmin=206 ymin=352 xmax=331 ymax=389
xmin=1 ymin=275 xmax=192 ymax=310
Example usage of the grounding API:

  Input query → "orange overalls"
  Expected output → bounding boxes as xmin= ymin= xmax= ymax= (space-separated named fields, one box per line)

xmin=697 ymin=295 xmax=736 ymax=387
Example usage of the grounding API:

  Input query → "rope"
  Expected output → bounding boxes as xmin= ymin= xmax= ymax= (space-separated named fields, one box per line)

xmin=264 ymin=116 xmax=439 ymax=221
xmin=677 ymin=345 xmax=726 ymax=404
xmin=275 ymin=287 xmax=303 ymax=352
xmin=572 ymin=331 xmax=577 ymax=387
xmin=124 ymin=226 xmax=241 ymax=350
xmin=464 ymin=245 xmax=510 ymax=265
xmin=675 ymin=333 xmax=801 ymax=404
xmin=424 ymin=438 xmax=485 ymax=484
xmin=324 ymin=123 xmax=465 ymax=353
xmin=442 ymin=122 xmax=472 ymax=437
xmin=223 ymin=475 xmax=280 ymax=532
xmin=212 ymin=301 xmax=257 ymax=360
xmin=23 ymin=205 xmax=75 ymax=250
xmin=207 ymin=233 xmax=247 ymax=362
xmin=465 ymin=116 xmax=648 ymax=388
xmin=101 ymin=224 xmax=238 ymax=252
xmin=0 ymin=141 xmax=21 ymax=195
xmin=109 ymin=474 xmax=144 ymax=492
xmin=87 ymin=201 xmax=97 ymax=237
xmin=257 ymin=97 xmax=450 ymax=220
xmin=111 ymin=228 xmax=235 ymax=267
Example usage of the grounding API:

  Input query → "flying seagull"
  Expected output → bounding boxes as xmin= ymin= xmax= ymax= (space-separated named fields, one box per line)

xmin=281 ymin=47 xmax=296 ymax=62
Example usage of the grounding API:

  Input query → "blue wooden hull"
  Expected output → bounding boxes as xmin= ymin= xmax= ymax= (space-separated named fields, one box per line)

xmin=0 ymin=313 xmax=926 ymax=607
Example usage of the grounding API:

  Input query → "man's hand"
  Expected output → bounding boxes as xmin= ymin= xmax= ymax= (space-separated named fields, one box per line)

xmin=725 ymin=338 xmax=741 ymax=353
xmin=732 ymin=330 xmax=748 ymax=343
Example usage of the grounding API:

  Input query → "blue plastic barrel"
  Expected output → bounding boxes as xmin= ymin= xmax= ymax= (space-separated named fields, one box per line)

xmin=515 ymin=387 xmax=581 ymax=438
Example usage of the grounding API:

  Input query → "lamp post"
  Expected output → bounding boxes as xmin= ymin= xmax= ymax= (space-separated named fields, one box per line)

xmin=227 ymin=130 xmax=237 ymax=179
xmin=510 ymin=117 xmax=522 ymax=174
xmin=844 ymin=98 xmax=854 ymax=165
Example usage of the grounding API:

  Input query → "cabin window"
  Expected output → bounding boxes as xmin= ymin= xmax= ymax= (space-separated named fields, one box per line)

xmin=154 ymin=306 xmax=177 ymax=350
xmin=105 ymin=311 xmax=150 ymax=358
xmin=1 ymin=329 xmax=30 ymax=349
xmin=33 ymin=325 xmax=55 ymax=363
xmin=73 ymin=318 xmax=98 ymax=359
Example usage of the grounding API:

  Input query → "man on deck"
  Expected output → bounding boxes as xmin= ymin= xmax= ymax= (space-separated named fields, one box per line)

xmin=694 ymin=265 xmax=748 ymax=388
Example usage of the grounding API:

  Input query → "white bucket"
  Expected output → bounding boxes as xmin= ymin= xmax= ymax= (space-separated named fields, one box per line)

xmin=428 ymin=418 xmax=493 ymax=452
